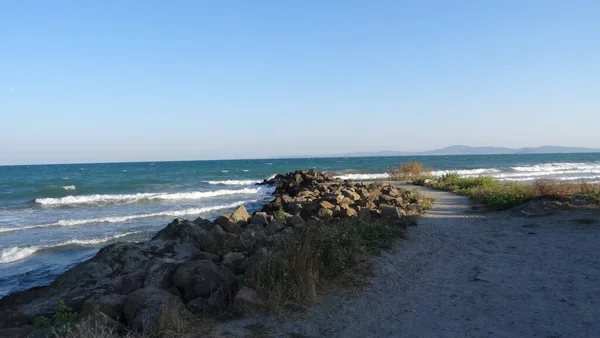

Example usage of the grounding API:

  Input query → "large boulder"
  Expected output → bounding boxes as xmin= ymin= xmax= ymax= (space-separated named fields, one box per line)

xmin=172 ymin=260 xmax=234 ymax=303
xmin=229 ymin=205 xmax=251 ymax=225
xmin=214 ymin=216 xmax=243 ymax=234
xmin=340 ymin=205 xmax=357 ymax=217
xmin=250 ymin=212 xmax=269 ymax=226
xmin=123 ymin=287 xmax=182 ymax=332
xmin=342 ymin=189 xmax=361 ymax=201
xmin=381 ymin=205 xmax=405 ymax=221
xmin=265 ymin=219 xmax=285 ymax=235
xmin=287 ymin=214 xmax=305 ymax=227
xmin=81 ymin=294 xmax=127 ymax=321
xmin=233 ymin=287 xmax=264 ymax=314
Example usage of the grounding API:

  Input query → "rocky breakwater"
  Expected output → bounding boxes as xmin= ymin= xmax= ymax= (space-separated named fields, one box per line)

xmin=0 ymin=170 xmax=428 ymax=336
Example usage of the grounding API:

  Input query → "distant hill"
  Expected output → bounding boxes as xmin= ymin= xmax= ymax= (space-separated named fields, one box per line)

xmin=332 ymin=145 xmax=600 ymax=157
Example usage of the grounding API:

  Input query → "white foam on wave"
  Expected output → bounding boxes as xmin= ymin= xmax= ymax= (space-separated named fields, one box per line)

xmin=431 ymin=162 xmax=600 ymax=182
xmin=335 ymin=173 xmax=389 ymax=180
xmin=35 ymin=187 xmax=269 ymax=206
xmin=0 ymin=232 xmax=139 ymax=264
xmin=430 ymin=168 xmax=502 ymax=177
xmin=0 ymin=200 xmax=258 ymax=234
xmin=62 ymin=185 xmax=76 ymax=191
xmin=205 ymin=180 xmax=259 ymax=186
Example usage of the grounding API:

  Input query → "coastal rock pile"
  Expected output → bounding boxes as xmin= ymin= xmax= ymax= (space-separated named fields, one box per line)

xmin=0 ymin=170 xmax=428 ymax=335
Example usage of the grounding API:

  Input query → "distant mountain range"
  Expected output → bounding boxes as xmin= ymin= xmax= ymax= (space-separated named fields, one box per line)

xmin=332 ymin=145 xmax=600 ymax=157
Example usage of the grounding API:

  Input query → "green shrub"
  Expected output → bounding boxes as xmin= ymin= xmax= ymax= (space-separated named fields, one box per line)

xmin=471 ymin=183 xmax=534 ymax=210
xmin=273 ymin=207 xmax=286 ymax=223
xmin=587 ymin=189 xmax=600 ymax=204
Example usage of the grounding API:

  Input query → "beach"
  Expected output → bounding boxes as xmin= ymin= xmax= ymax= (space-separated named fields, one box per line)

xmin=1 ymin=154 xmax=600 ymax=298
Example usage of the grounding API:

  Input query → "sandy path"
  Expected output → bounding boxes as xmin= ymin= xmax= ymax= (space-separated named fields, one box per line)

xmin=216 ymin=185 xmax=600 ymax=338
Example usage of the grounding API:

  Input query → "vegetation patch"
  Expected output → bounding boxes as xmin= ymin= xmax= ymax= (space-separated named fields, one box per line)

xmin=246 ymin=216 xmax=408 ymax=311
xmin=403 ymin=162 xmax=600 ymax=210
xmin=390 ymin=162 xmax=429 ymax=181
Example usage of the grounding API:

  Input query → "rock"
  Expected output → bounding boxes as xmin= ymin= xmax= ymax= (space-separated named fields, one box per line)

xmin=286 ymin=201 xmax=304 ymax=215
xmin=233 ymin=287 xmax=264 ymax=314
xmin=142 ymin=259 xmax=180 ymax=289
xmin=222 ymin=252 xmax=247 ymax=274
xmin=317 ymin=208 xmax=334 ymax=219
xmin=342 ymin=189 xmax=361 ymax=201
xmin=287 ymin=214 xmax=305 ymax=227
xmin=0 ymin=327 xmax=31 ymax=338
xmin=325 ymin=193 xmax=344 ymax=204
xmin=25 ymin=327 xmax=56 ymax=338
xmin=381 ymin=205 xmax=405 ymax=221
xmin=358 ymin=209 xmax=373 ymax=220
xmin=265 ymin=219 xmax=285 ymax=235
xmin=193 ymin=217 xmax=213 ymax=230
xmin=172 ymin=260 xmax=234 ymax=302
xmin=340 ymin=205 xmax=357 ymax=217
xmin=190 ymin=251 xmax=220 ymax=263
xmin=0 ymin=309 xmax=30 ymax=330
xmin=230 ymin=205 xmax=251 ymax=225
xmin=319 ymin=200 xmax=335 ymax=209
xmin=123 ymin=288 xmax=182 ymax=332
xmin=214 ymin=216 xmax=243 ymax=234
xmin=81 ymin=294 xmax=127 ymax=321
xmin=236 ymin=226 xmax=267 ymax=253
xmin=250 ymin=212 xmax=269 ymax=226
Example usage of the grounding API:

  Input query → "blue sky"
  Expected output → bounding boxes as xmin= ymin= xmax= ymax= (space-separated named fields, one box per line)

xmin=1 ymin=0 xmax=599 ymax=164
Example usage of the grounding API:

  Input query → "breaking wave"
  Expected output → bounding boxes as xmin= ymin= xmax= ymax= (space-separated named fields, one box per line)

xmin=0 ymin=232 xmax=139 ymax=264
xmin=431 ymin=162 xmax=600 ymax=182
xmin=62 ymin=185 xmax=76 ymax=191
xmin=204 ymin=180 xmax=260 ymax=186
xmin=335 ymin=173 xmax=389 ymax=180
xmin=35 ymin=187 xmax=269 ymax=206
xmin=0 ymin=200 xmax=256 ymax=234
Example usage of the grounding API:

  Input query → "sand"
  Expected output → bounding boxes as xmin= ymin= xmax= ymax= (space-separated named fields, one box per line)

xmin=215 ymin=184 xmax=600 ymax=337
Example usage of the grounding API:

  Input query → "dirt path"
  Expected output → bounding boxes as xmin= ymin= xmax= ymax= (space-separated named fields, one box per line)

xmin=216 ymin=185 xmax=600 ymax=338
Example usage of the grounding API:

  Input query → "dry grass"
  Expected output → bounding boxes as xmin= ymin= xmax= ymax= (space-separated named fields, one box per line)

xmin=246 ymin=217 xmax=406 ymax=311
xmin=531 ymin=180 xmax=599 ymax=198
xmin=63 ymin=302 xmax=208 ymax=338
xmin=390 ymin=162 xmax=429 ymax=181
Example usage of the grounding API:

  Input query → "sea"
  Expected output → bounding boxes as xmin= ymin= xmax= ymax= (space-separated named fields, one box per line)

xmin=1 ymin=153 xmax=600 ymax=298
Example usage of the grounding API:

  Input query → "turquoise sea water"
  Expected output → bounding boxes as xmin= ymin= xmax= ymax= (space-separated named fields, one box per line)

xmin=1 ymin=153 xmax=600 ymax=297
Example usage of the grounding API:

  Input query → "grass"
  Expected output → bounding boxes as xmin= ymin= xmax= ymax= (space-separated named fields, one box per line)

xmin=246 ymin=216 xmax=407 ymax=310
xmin=413 ymin=170 xmax=600 ymax=210
xmin=390 ymin=162 xmax=429 ymax=181
xmin=63 ymin=301 xmax=205 ymax=338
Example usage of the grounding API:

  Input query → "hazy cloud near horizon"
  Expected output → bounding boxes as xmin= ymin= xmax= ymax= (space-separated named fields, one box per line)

xmin=1 ymin=1 xmax=599 ymax=165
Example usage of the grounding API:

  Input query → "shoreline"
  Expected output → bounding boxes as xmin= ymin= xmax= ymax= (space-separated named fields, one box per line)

xmin=0 ymin=170 xmax=431 ymax=336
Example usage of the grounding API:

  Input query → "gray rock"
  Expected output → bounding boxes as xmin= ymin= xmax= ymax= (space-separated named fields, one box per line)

xmin=265 ymin=219 xmax=285 ymax=235
xmin=123 ymin=288 xmax=181 ymax=332
xmin=287 ymin=214 xmax=305 ymax=227
xmin=81 ymin=294 xmax=127 ymax=321
xmin=233 ymin=287 xmax=264 ymax=314
xmin=214 ymin=216 xmax=244 ymax=234
xmin=193 ymin=217 xmax=213 ymax=230
xmin=222 ymin=252 xmax=247 ymax=274
xmin=381 ymin=205 xmax=404 ymax=221
xmin=172 ymin=260 xmax=233 ymax=302
xmin=250 ymin=212 xmax=269 ymax=226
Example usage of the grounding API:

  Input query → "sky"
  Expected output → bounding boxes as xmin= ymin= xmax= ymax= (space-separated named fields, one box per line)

xmin=1 ymin=0 xmax=599 ymax=165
